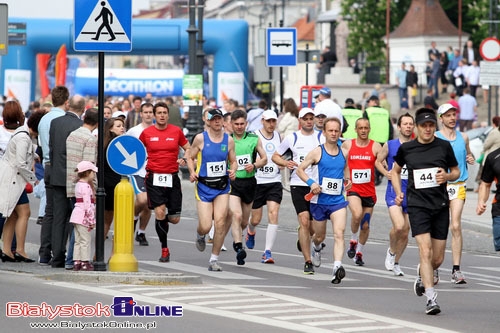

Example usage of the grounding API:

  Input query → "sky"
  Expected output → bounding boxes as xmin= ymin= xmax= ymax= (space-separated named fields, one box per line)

xmin=2 ymin=0 xmax=150 ymax=19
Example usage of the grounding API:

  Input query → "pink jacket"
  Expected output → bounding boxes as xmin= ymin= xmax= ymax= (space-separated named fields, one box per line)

xmin=70 ymin=181 xmax=96 ymax=227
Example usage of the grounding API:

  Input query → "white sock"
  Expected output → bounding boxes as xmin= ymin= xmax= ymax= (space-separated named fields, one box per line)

xmin=138 ymin=229 xmax=145 ymax=235
xmin=209 ymin=254 xmax=219 ymax=262
xmin=134 ymin=215 xmax=139 ymax=221
xmin=425 ymin=287 xmax=436 ymax=300
xmin=265 ymin=224 xmax=278 ymax=251
xmin=209 ymin=224 xmax=215 ymax=239
xmin=333 ymin=260 xmax=341 ymax=269
xmin=356 ymin=243 xmax=364 ymax=253
xmin=351 ymin=232 xmax=358 ymax=241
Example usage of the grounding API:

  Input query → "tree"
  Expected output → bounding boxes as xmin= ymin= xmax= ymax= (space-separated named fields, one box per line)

xmin=341 ymin=0 xmax=490 ymax=64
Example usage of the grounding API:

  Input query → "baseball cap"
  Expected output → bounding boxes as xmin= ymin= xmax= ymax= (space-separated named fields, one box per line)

xmin=313 ymin=86 xmax=331 ymax=98
xmin=262 ymin=109 xmax=277 ymax=120
xmin=76 ymin=161 xmax=98 ymax=173
xmin=345 ymin=98 xmax=355 ymax=106
xmin=415 ymin=108 xmax=437 ymax=125
xmin=437 ymin=103 xmax=457 ymax=116
xmin=207 ymin=108 xmax=224 ymax=120
xmin=298 ymin=107 xmax=315 ymax=118
xmin=112 ymin=111 xmax=127 ymax=119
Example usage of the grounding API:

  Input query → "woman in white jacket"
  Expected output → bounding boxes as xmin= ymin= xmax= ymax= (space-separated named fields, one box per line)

xmin=277 ymin=98 xmax=299 ymax=138
xmin=0 ymin=107 xmax=44 ymax=263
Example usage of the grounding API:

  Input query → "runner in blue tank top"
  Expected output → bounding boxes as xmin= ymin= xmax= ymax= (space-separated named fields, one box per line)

xmin=436 ymin=103 xmax=475 ymax=285
xmin=297 ymin=117 xmax=352 ymax=284
xmin=375 ymin=113 xmax=415 ymax=277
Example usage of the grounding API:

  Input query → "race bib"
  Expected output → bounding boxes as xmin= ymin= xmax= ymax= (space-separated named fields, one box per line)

xmin=207 ymin=161 xmax=226 ymax=177
xmin=236 ymin=154 xmax=251 ymax=171
xmin=413 ymin=167 xmax=439 ymax=189
xmin=153 ymin=173 xmax=172 ymax=187
xmin=321 ymin=177 xmax=342 ymax=195
xmin=447 ymin=183 xmax=460 ymax=200
xmin=401 ymin=164 xmax=408 ymax=180
xmin=258 ymin=163 xmax=278 ymax=178
xmin=352 ymin=169 xmax=371 ymax=184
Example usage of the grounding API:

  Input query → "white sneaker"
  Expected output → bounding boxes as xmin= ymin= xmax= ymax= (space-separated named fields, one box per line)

xmin=208 ymin=260 xmax=222 ymax=271
xmin=221 ymin=244 xmax=227 ymax=251
xmin=385 ymin=248 xmax=395 ymax=271
xmin=393 ymin=263 xmax=404 ymax=276
xmin=311 ymin=243 xmax=325 ymax=268
xmin=451 ymin=270 xmax=467 ymax=284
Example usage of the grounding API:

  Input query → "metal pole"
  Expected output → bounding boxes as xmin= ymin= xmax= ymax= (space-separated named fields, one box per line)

xmin=279 ymin=19 xmax=284 ymax=113
xmin=196 ymin=0 xmax=205 ymax=132
xmin=458 ymin=0 xmax=463 ymax=50
xmin=94 ymin=51 xmax=106 ymax=271
xmin=305 ymin=43 xmax=309 ymax=86
xmin=268 ymin=22 xmax=273 ymax=109
xmin=185 ymin=0 xmax=199 ymax=143
xmin=488 ymin=0 xmax=493 ymax=121
xmin=385 ymin=0 xmax=390 ymax=84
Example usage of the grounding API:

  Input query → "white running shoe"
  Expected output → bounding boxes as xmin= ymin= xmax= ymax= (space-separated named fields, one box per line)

xmin=385 ymin=248 xmax=395 ymax=271
xmin=311 ymin=243 xmax=325 ymax=268
xmin=451 ymin=270 xmax=467 ymax=284
xmin=393 ymin=263 xmax=404 ymax=276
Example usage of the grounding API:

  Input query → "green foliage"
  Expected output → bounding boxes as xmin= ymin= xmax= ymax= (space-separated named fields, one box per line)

xmin=341 ymin=0 xmax=494 ymax=63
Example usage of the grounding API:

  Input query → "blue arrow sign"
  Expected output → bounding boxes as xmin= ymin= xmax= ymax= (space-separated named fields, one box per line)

xmin=107 ymin=135 xmax=146 ymax=176
xmin=266 ymin=28 xmax=297 ymax=67
xmin=74 ymin=0 xmax=132 ymax=52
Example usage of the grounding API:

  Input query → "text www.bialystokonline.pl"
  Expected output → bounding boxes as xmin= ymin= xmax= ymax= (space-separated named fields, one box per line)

xmin=29 ymin=320 xmax=157 ymax=330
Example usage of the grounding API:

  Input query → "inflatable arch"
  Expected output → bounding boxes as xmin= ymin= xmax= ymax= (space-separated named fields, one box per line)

xmin=0 ymin=18 xmax=248 ymax=103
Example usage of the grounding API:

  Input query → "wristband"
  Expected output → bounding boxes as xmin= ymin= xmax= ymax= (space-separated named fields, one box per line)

xmin=306 ymin=178 xmax=315 ymax=187
xmin=252 ymin=163 xmax=256 ymax=171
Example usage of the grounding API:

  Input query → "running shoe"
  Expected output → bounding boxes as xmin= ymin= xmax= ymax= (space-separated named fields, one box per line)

xmin=311 ymin=242 xmax=325 ymax=267
xmin=303 ymin=261 xmax=314 ymax=275
xmin=451 ymin=270 xmax=467 ymax=284
xmin=425 ymin=292 xmax=441 ymax=315
xmin=354 ymin=252 xmax=364 ymax=266
xmin=245 ymin=229 xmax=256 ymax=249
xmin=414 ymin=264 xmax=425 ymax=297
xmin=208 ymin=260 xmax=222 ymax=271
xmin=135 ymin=233 xmax=149 ymax=246
xmin=236 ymin=248 xmax=247 ymax=265
xmin=196 ymin=235 xmax=206 ymax=252
xmin=331 ymin=265 xmax=345 ymax=284
xmin=393 ymin=264 xmax=404 ymax=276
xmin=434 ymin=269 xmax=440 ymax=285
xmin=261 ymin=250 xmax=274 ymax=264
xmin=385 ymin=248 xmax=395 ymax=271
xmin=221 ymin=244 xmax=227 ymax=251
xmin=159 ymin=247 xmax=170 ymax=262
xmin=347 ymin=240 xmax=357 ymax=259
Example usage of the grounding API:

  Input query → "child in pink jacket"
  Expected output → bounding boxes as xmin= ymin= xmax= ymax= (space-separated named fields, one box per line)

xmin=70 ymin=161 xmax=97 ymax=271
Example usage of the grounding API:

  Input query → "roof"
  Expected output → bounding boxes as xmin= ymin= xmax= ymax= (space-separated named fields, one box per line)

xmin=391 ymin=0 xmax=461 ymax=38
xmin=293 ymin=15 xmax=315 ymax=42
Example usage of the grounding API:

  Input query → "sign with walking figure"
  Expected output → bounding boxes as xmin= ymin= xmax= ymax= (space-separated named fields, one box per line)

xmin=73 ymin=0 xmax=132 ymax=52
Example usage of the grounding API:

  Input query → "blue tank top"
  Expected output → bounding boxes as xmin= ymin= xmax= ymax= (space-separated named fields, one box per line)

xmin=312 ymin=145 xmax=347 ymax=206
xmin=197 ymin=132 xmax=229 ymax=178
xmin=436 ymin=130 xmax=468 ymax=182
xmin=386 ymin=139 xmax=408 ymax=195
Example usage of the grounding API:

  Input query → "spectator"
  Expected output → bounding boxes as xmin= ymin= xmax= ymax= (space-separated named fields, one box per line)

xmin=406 ymin=64 xmax=418 ymax=109
xmin=457 ymin=87 xmax=477 ymax=132
xmin=424 ymin=89 xmax=439 ymax=111
xmin=395 ymin=63 xmax=408 ymax=105
xmin=462 ymin=39 xmax=481 ymax=65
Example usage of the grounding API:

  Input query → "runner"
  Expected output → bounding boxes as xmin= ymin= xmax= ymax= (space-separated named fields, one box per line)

xmin=245 ymin=110 xmax=282 ymax=263
xmin=296 ymin=117 xmax=351 ymax=283
xmin=392 ymin=107 xmax=459 ymax=315
xmin=376 ymin=113 xmax=415 ymax=276
xmin=342 ymin=118 xmax=382 ymax=266
xmin=228 ymin=109 xmax=268 ymax=265
xmin=187 ymin=108 xmax=237 ymax=271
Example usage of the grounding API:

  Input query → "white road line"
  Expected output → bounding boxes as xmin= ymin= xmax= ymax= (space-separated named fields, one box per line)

xmin=246 ymin=308 xmax=318 ymax=315
xmin=338 ymin=325 xmax=402 ymax=332
xmin=190 ymin=297 xmax=278 ymax=306
xmin=275 ymin=313 xmax=349 ymax=320
xmin=307 ymin=319 xmax=376 ymax=326
xmin=219 ymin=303 xmax=296 ymax=311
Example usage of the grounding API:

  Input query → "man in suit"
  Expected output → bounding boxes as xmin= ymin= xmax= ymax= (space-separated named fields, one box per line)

xmin=462 ymin=39 xmax=481 ymax=65
xmin=428 ymin=41 xmax=440 ymax=61
xmin=48 ymin=95 xmax=85 ymax=268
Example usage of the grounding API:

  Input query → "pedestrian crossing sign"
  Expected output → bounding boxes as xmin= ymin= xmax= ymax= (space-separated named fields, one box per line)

xmin=73 ymin=0 xmax=132 ymax=52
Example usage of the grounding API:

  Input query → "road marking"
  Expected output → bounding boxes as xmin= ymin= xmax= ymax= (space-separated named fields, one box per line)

xmin=49 ymin=281 xmax=459 ymax=333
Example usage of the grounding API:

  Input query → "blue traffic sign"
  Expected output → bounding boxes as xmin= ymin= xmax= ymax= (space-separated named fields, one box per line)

xmin=266 ymin=28 xmax=297 ymax=67
xmin=74 ymin=0 xmax=132 ymax=52
xmin=106 ymin=135 xmax=146 ymax=176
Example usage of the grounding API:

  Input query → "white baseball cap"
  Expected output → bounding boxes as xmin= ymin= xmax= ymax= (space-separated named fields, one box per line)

xmin=262 ymin=110 xmax=278 ymax=120
xmin=298 ymin=107 xmax=315 ymax=118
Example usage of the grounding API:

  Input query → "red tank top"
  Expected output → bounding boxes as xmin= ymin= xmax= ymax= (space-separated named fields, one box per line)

xmin=347 ymin=139 xmax=376 ymax=198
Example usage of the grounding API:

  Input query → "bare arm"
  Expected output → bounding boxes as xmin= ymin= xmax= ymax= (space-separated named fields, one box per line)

xmin=375 ymin=142 xmax=390 ymax=179
xmin=227 ymin=137 xmax=237 ymax=181
xmin=461 ymin=132 xmax=475 ymax=165
xmin=296 ymin=147 xmax=321 ymax=195
xmin=187 ymin=134 xmax=202 ymax=182
xmin=476 ymin=181 xmax=492 ymax=215
xmin=391 ymin=162 xmax=404 ymax=206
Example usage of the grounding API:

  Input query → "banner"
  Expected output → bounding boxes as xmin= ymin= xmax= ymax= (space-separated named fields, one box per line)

xmin=217 ymin=72 xmax=244 ymax=107
xmin=4 ymin=69 xmax=31 ymax=111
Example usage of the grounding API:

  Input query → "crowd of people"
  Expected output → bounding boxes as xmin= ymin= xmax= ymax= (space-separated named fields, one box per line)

xmin=0 ymin=79 xmax=498 ymax=317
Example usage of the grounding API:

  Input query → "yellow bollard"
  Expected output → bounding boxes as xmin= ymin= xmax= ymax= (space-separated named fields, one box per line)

xmin=109 ymin=177 xmax=138 ymax=272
